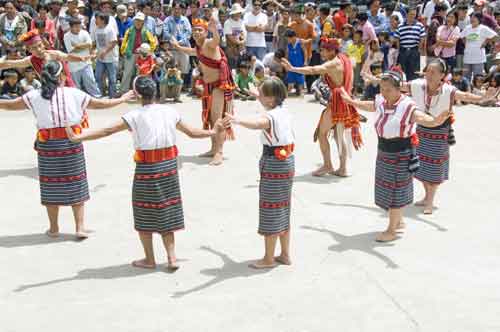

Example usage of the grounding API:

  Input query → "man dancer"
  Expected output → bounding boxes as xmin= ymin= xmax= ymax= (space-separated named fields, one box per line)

xmin=171 ymin=18 xmax=235 ymax=166
xmin=282 ymin=37 xmax=362 ymax=177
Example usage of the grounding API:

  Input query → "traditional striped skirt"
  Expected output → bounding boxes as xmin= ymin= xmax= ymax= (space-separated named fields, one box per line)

xmin=258 ymin=152 xmax=295 ymax=236
xmin=132 ymin=158 xmax=184 ymax=234
xmin=36 ymin=139 xmax=89 ymax=206
xmin=375 ymin=148 xmax=414 ymax=210
xmin=415 ymin=124 xmax=450 ymax=184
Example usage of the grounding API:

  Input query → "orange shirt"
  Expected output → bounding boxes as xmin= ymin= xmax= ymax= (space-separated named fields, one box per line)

xmin=136 ymin=55 xmax=155 ymax=76
xmin=288 ymin=20 xmax=316 ymax=62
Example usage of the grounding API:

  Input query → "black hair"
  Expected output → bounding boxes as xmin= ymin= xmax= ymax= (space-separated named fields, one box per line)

xmin=36 ymin=4 xmax=50 ymax=11
xmin=471 ymin=12 xmax=483 ymax=22
xmin=472 ymin=74 xmax=485 ymax=87
xmin=367 ymin=0 xmax=377 ymax=8
xmin=356 ymin=12 xmax=368 ymax=22
xmin=489 ymin=73 xmax=500 ymax=87
xmin=238 ymin=61 xmax=250 ymax=69
xmin=34 ymin=18 xmax=46 ymax=29
xmin=285 ymin=29 xmax=296 ymax=37
xmin=457 ymin=4 xmax=469 ymax=11
xmin=434 ymin=3 xmax=448 ymax=12
xmin=95 ymin=11 xmax=110 ymax=25
xmin=340 ymin=2 xmax=351 ymax=10
xmin=378 ymin=31 xmax=389 ymax=40
xmin=318 ymin=3 xmax=330 ymax=15
xmin=172 ymin=1 xmax=186 ymax=9
xmin=494 ymin=11 xmax=500 ymax=17
xmin=275 ymin=48 xmax=286 ymax=59
xmin=25 ymin=66 xmax=34 ymax=73
xmin=134 ymin=76 xmax=156 ymax=99
xmin=384 ymin=2 xmax=395 ymax=12
xmin=370 ymin=62 xmax=382 ymax=72
xmin=260 ymin=77 xmax=288 ymax=107
xmin=353 ymin=29 xmax=363 ymax=37
xmin=3 ymin=70 xmax=18 ymax=78
xmin=166 ymin=58 xmax=177 ymax=68
xmin=68 ymin=17 xmax=82 ymax=26
xmin=381 ymin=70 xmax=402 ymax=88
xmin=452 ymin=68 xmax=463 ymax=76
xmin=41 ymin=61 xmax=63 ymax=100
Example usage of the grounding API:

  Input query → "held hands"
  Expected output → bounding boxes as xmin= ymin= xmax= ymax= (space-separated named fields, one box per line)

xmin=65 ymin=126 xmax=82 ymax=143
xmin=120 ymin=90 xmax=136 ymax=102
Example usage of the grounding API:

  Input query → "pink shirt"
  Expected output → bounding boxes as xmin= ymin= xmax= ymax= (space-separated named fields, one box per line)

xmin=362 ymin=21 xmax=377 ymax=47
xmin=434 ymin=25 xmax=460 ymax=58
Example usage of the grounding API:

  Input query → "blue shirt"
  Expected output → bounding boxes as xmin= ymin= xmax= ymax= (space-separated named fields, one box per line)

xmin=117 ymin=17 xmax=133 ymax=39
xmin=163 ymin=15 xmax=192 ymax=46
xmin=144 ymin=16 xmax=157 ymax=36
xmin=367 ymin=11 xmax=388 ymax=34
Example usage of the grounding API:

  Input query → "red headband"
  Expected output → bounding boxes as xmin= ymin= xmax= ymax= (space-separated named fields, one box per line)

xmin=19 ymin=30 xmax=42 ymax=46
xmin=320 ymin=37 xmax=340 ymax=50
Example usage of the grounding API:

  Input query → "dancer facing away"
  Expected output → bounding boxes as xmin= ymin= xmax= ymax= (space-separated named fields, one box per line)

xmin=340 ymin=71 xmax=450 ymax=242
xmin=66 ymin=76 xmax=224 ymax=271
xmin=0 ymin=30 xmax=90 ymax=87
xmin=171 ymin=18 xmax=235 ymax=166
xmin=224 ymin=77 xmax=295 ymax=269
xmin=404 ymin=59 xmax=483 ymax=214
xmin=0 ymin=61 xmax=134 ymax=239
xmin=281 ymin=37 xmax=362 ymax=177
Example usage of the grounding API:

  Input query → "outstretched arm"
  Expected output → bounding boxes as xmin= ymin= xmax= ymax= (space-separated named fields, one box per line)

xmin=171 ymin=38 xmax=197 ymax=56
xmin=0 ymin=97 xmax=28 ymax=111
xmin=339 ymin=88 xmax=376 ymax=112
xmin=223 ymin=113 xmax=270 ymax=130
xmin=281 ymin=58 xmax=329 ymax=75
xmin=87 ymin=91 xmax=135 ymax=109
xmin=206 ymin=18 xmax=220 ymax=49
xmin=0 ymin=57 xmax=31 ymax=70
xmin=412 ymin=109 xmax=450 ymax=127
xmin=454 ymin=90 xmax=485 ymax=104
xmin=65 ymin=119 xmax=128 ymax=142
xmin=176 ymin=119 xmax=222 ymax=138
xmin=47 ymin=50 xmax=92 ymax=63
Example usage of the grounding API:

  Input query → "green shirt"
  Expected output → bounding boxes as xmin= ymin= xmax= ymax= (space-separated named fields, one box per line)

xmin=236 ymin=73 xmax=254 ymax=90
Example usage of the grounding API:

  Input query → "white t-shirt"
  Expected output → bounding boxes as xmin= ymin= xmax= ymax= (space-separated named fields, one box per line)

xmin=22 ymin=87 xmax=91 ymax=129
xmin=89 ymin=14 xmax=118 ymax=38
xmin=64 ymin=30 xmax=92 ymax=72
xmin=422 ymin=0 xmax=450 ymax=26
xmin=224 ymin=18 xmax=246 ymax=41
xmin=409 ymin=79 xmax=457 ymax=117
xmin=91 ymin=25 xmax=119 ymax=63
xmin=243 ymin=11 xmax=267 ymax=47
xmin=122 ymin=104 xmax=181 ymax=150
xmin=460 ymin=24 xmax=497 ymax=64
xmin=260 ymin=105 xmax=294 ymax=146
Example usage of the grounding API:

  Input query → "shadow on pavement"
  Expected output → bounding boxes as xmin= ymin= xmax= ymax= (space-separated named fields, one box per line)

xmin=171 ymin=246 xmax=272 ymax=298
xmin=14 ymin=263 xmax=162 ymax=292
xmin=0 ymin=167 xmax=38 ymax=180
xmin=302 ymin=225 xmax=399 ymax=269
xmin=322 ymin=202 xmax=448 ymax=232
xmin=0 ymin=233 xmax=81 ymax=248
xmin=294 ymin=173 xmax=343 ymax=184
xmin=178 ymin=155 xmax=211 ymax=167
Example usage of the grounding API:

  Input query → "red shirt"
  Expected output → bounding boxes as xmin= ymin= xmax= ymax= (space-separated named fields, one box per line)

xmin=333 ymin=10 xmax=347 ymax=34
xmin=136 ymin=55 xmax=155 ymax=75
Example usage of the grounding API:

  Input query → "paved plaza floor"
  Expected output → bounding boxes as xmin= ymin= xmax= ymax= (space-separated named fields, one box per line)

xmin=1 ymin=95 xmax=499 ymax=332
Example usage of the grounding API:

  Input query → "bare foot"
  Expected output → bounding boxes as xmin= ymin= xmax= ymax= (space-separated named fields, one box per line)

xmin=312 ymin=165 xmax=334 ymax=177
xmin=209 ymin=152 xmax=223 ymax=166
xmin=198 ymin=150 xmax=215 ymax=158
xmin=45 ymin=230 xmax=60 ymax=238
xmin=397 ymin=221 xmax=406 ymax=230
xmin=375 ymin=231 xmax=398 ymax=242
xmin=248 ymin=259 xmax=277 ymax=269
xmin=132 ymin=259 xmax=156 ymax=269
xmin=275 ymin=255 xmax=292 ymax=265
xmin=75 ymin=231 xmax=90 ymax=239
xmin=330 ymin=169 xmax=349 ymax=177
xmin=167 ymin=260 xmax=180 ymax=272
xmin=415 ymin=199 xmax=427 ymax=207
xmin=423 ymin=206 xmax=433 ymax=215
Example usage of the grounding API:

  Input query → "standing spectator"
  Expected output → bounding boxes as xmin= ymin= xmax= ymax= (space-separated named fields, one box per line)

xmin=340 ymin=24 xmax=353 ymax=54
xmin=187 ymin=1 xmax=201 ymax=25
xmin=163 ymin=2 xmax=192 ymax=85
xmin=394 ymin=7 xmax=426 ymax=81
xmin=243 ymin=0 xmax=267 ymax=60
xmin=382 ymin=2 xmax=404 ymax=31
xmin=137 ymin=1 xmax=157 ymax=35
xmin=224 ymin=3 xmax=246 ymax=69
xmin=333 ymin=0 xmax=351 ymax=35
xmin=152 ymin=3 xmax=165 ymax=37
xmin=120 ymin=12 xmax=157 ymax=93
xmin=456 ymin=3 xmax=470 ymax=70
xmin=434 ymin=11 xmax=461 ymax=71
xmin=318 ymin=3 xmax=334 ymax=38
xmin=472 ymin=0 xmax=499 ymax=31
xmin=388 ymin=13 xmax=400 ymax=37
xmin=362 ymin=39 xmax=384 ymax=74
xmin=18 ymin=0 xmax=37 ymax=19
xmin=34 ymin=18 xmax=56 ymax=50
xmin=64 ymin=17 xmax=101 ymax=97
xmin=422 ymin=0 xmax=450 ymax=26
xmin=273 ymin=7 xmax=289 ymax=52
xmin=306 ymin=2 xmax=321 ymax=93
xmin=346 ymin=30 xmax=365 ymax=94
xmin=367 ymin=0 xmax=387 ymax=34
xmin=263 ymin=1 xmax=278 ymax=53
xmin=426 ymin=3 xmax=448 ymax=65
xmin=356 ymin=12 xmax=377 ymax=49
xmin=59 ymin=0 xmax=82 ymax=35
xmin=460 ymin=13 xmax=498 ymax=80
xmin=89 ymin=0 xmax=118 ymax=38
xmin=78 ymin=1 xmax=90 ymax=28
xmin=31 ymin=4 xmax=56 ymax=37
xmin=288 ymin=4 xmax=316 ymax=64
xmin=92 ymin=11 xmax=119 ymax=97
xmin=0 ymin=1 xmax=28 ymax=52
xmin=285 ymin=29 xmax=305 ymax=96
xmin=116 ymin=4 xmax=133 ymax=42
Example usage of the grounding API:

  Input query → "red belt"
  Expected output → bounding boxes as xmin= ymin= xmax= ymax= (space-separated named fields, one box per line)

xmin=134 ymin=146 xmax=178 ymax=163
xmin=37 ymin=125 xmax=82 ymax=142
xmin=263 ymin=144 xmax=295 ymax=160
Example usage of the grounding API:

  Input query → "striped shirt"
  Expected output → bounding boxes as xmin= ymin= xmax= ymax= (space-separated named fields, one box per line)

xmin=394 ymin=21 xmax=426 ymax=49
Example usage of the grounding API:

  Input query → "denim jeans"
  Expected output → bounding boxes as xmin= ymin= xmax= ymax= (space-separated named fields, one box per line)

xmin=95 ymin=61 xmax=118 ymax=98
xmin=71 ymin=64 xmax=101 ymax=98
xmin=246 ymin=46 xmax=266 ymax=60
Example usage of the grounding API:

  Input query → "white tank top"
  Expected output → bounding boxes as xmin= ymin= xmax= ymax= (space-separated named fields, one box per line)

xmin=409 ymin=78 xmax=456 ymax=117
xmin=260 ymin=105 xmax=295 ymax=146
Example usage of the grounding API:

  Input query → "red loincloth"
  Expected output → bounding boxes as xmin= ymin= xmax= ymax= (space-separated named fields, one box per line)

xmin=196 ymin=46 xmax=235 ymax=140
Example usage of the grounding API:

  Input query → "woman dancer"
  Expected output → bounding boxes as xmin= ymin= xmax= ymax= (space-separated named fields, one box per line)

xmin=0 ymin=61 xmax=134 ymax=238
xmin=66 ymin=76 xmax=223 ymax=271
xmin=224 ymin=77 xmax=295 ymax=268
xmin=406 ymin=59 xmax=483 ymax=214
xmin=340 ymin=71 xmax=450 ymax=242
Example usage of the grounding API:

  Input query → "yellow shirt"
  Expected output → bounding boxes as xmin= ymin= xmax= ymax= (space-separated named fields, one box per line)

xmin=346 ymin=43 xmax=365 ymax=64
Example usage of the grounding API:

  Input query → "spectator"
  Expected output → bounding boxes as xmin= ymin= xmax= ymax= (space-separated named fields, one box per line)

xmin=388 ymin=13 xmax=401 ymax=37
xmin=362 ymin=39 xmax=384 ymax=74
xmin=478 ymin=72 xmax=500 ymax=106
xmin=89 ymin=0 xmax=118 ymax=38
xmin=136 ymin=43 xmax=155 ymax=76
xmin=378 ymin=31 xmax=390 ymax=70
xmin=254 ymin=65 xmax=267 ymax=87
xmin=367 ymin=0 xmax=387 ymax=34
xmin=31 ymin=4 xmax=56 ymax=40
xmin=152 ymin=3 xmax=165 ymax=37
xmin=235 ymin=61 xmax=256 ymax=100
xmin=20 ymin=67 xmax=41 ymax=92
xmin=163 ymin=2 xmax=192 ymax=85
xmin=340 ymin=24 xmax=353 ymax=54
xmin=434 ymin=11 xmax=461 ymax=72
xmin=273 ymin=7 xmax=289 ymax=52
xmin=472 ymin=73 xmax=486 ymax=95
xmin=0 ymin=1 xmax=28 ymax=52
xmin=59 ymin=0 xmax=83 ymax=35
xmin=137 ymin=1 xmax=157 ymax=36
xmin=460 ymin=12 xmax=498 ymax=80
xmin=0 ymin=70 xmax=22 ymax=99
xmin=426 ymin=3 xmax=448 ymax=65
xmin=262 ymin=48 xmax=286 ymax=81
xmin=263 ymin=1 xmax=278 ymax=53
xmin=451 ymin=68 xmax=471 ymax=105
xmin=93 ymin=11 xmax=119 ymax=98
xmin=244 ymin=0 xmax=267 ymax=60
xmin=383 ymin=2 xmax=404 ymax=30
xmin=160 ymin=58 xmax=183 ymax=103
xmin=34 ymin=18 xmax=56 ymax=50
xmin=285 ymin=29 xmax=305 ymax=96
xmin=64 ymin=17 xmax=101 ymax=97
xmin=116 ymin=4 xmax=133 ymax=42
xmin=472 ymin=0 xmax=499 ymax=31
xmin=317 ymin=3 xmax=334 ymax=38
xmin=356 ymin=12 xmax=377 ymax=49
xmin=422 ymin=0 xmax=451 ymax=26
xmin=362 ymin=62 xmax=382 ymax=100
xmin=224 ymin=3 xmax=247 ymax=69
xmin=306 ymin=2 xmax=322 ymax=93
xmin=387 ymin=35 xmax=399 ymax=69
xmin=333 ymin=0 xmax=351 ymax=35
xmin=394 ymin=7 xmax=426 ymax=81
xmin=120 ymin=12 xmax=157 ymax=93
xmin=77 ymin=1 xmax=89 ymax=28
xmin=187 ymin=1 xmax=201 ymax=25
xmin=346 ymin=30 xmax=365 ymax=94
xmin=288 ymin=4 xmax=316 ymax=64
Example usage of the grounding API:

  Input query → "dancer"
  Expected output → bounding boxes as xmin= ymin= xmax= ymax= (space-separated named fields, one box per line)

xmin=171 ymin=18 xmax=235 ymax=166
xmin=0 ymin=30 xmax=90 ymax=87
xmin=224 ymin=77 xmax=294 ymax=269
xmin=0 ymin=61 xmax=134 ymax=239
xmin=65 ymin=76 xmax=224 ymax=271
xmin=281 ymin=37 xmax=362 ymax=177
xmin=405 ymin=59 xmax=483 ymax=214
xmin=340 ymin=71 xmax=450 ymax=242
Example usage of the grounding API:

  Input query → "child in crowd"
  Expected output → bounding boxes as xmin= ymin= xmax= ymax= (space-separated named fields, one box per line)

xmin=0 ymin=70 xmax=22 ymax=100
xmin=472 ymin=74 xmax=486 ymax=95
xmin=378 ymin=32 xmax=390 ymax=71
xmin=362 ymin=62 xmax=382 ymax=100
xmin=263 ymin=49 xmax=286 ymax=82
xmin=235 ymin=61 xmax=256 ymax=100
xmin=0 ymin=48 xmax=22 ymax=78
xmin=191 ymin=61 xmax=204 ymax=98
xmin=285 ymin=29 xmax=305 ymax=96
xmin=136 ymin=43 xmax=156 ymax=77
xmin=340 ymin=24 xmax=353 ymax=54
xmin=20 ymin=67 xmax=41 ymax=92
xmin=160 ymin=58 xmax=183 ymax=103
xmin=478 ymin=73 xmax=500 ymax=107
xmin=451 ymin=68 xmax=471 ymax=105
xmin=312 ymin=76 xmax=330 ymax=106
xmin=346 ymin=30 xmax=365 ymax=95
xmin=254 ymin=66 xmax=267 ymax=87
xmin=273 ymin=7 xmax=290 ymax=52
xmin=387 ymin=37 xmax=399 ymax=69
xmin=362 ymin=39 xmax=384 ymax=74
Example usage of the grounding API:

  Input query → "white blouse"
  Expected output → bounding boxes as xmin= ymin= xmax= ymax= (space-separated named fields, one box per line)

xmin=374 ymin=94 xmax=417 ymax=139
xmin=122 ymin=104 xmax=181 ymax=150
xmin=22 ymin=87 xmax=91 ymax=129
xmin=409 ymin=78 xmax=456 ymax=117
xmin=260 ymin=105 xmax=295 ymax=146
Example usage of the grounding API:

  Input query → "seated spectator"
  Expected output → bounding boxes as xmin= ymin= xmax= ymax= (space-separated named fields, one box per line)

xmin=160 ymin=58 xmax=183 ymax=103
xmin=136 ymin=43 xmax=156 ymax=76
xmin=0 ymin=70 xmax=22 ymax=100
xmin=253 ymin=66 xmax=267 ymax=87
xmin=387 ymin=36 xmax=399 ymax=69
xmin=235 ymin=61 xmax=256 ymax=100
xmin=362 ymin=62 xmax=382 ymax=100
xmin=478 ymin=73 xmax=500 ymax=107
xmin=262 ymin=48 xmax=286 ymax=81
xmin=311 ymin=76 xmax=330 ymax=106
xmin=20 ymin=67 xmax=41 ymax=92
xmin=451 ymin=68 xmax=471 ymax=93
xmin=34 ymin=18 xmax=55 ymax=50
xmin=285 ymin=29 xmax=305 ymax=96
xmin=472 ymin=74 xmax=486 ymax=95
